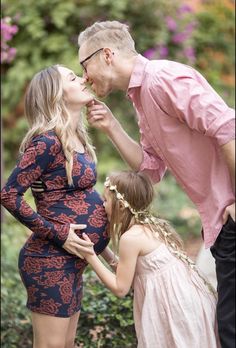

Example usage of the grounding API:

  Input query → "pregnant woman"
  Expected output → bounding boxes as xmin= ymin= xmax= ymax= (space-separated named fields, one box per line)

xmin=1 ymin=65 xmax=112 ymax=348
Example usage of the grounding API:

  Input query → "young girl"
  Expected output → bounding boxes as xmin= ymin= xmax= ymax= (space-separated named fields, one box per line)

xmin=82 ymin=171 xmax=220 ymax=348
xmin=1 ymin=65 xmax=115 ymax=348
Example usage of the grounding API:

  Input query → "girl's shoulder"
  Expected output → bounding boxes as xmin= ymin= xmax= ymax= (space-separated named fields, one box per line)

xmin=124 ymin=224 xmax=145 ymax=235
xmin=121 ymin=224 xmax=163 ymax=256
xmin=120 ymin=225 xmax=145 ymax=244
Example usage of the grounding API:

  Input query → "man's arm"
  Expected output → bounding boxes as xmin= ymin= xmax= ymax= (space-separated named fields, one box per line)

xmin=87 ymin=99 xmax=143 ymax=170
xmin=221 ymin=139 xmax=235 ymax=193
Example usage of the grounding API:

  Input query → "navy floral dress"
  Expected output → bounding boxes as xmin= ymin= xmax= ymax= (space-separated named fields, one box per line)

xmin=1 ymin=131 xmax=109 ymax=317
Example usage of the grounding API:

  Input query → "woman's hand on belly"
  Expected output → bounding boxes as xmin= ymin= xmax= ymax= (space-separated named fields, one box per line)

xmin=62 ymin=224 xmax=94 ymax=259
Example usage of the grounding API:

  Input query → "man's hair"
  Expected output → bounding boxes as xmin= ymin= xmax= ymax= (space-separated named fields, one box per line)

xmin=78 ymin=20 xmax=137 ymax=55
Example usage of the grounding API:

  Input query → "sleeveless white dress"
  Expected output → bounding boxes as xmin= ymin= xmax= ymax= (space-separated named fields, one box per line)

xmin=133 ymin=244 xmax=220 ymax=348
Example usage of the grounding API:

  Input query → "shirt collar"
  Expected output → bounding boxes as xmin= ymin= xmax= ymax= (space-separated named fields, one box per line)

xmin=127 ymin=54 xmax=149 ymax=93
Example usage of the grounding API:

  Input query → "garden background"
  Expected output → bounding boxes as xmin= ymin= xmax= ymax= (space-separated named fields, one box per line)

xmin=1 ymin=0 xmax=235 ymax=347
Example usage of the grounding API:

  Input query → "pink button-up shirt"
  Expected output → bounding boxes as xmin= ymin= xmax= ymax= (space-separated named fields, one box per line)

xmin=127 ymin=55 xmax=235 ymax=248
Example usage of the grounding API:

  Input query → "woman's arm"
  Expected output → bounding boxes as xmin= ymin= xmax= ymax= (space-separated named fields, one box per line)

xmin=0 ymin=134 xmax=93 ymax=254
xmin=83 ymin=232 xmax=140 ymax=297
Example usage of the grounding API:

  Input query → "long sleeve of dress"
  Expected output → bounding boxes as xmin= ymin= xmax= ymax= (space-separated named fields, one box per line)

xmin=1 ymin=134 xmax=69 ymax=248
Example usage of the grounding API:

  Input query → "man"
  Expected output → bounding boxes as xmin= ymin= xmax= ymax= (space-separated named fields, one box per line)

xmin=78 ymin=21 xmax=235 ymax=347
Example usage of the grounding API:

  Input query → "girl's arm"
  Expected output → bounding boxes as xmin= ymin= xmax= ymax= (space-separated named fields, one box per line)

xmin=83 ymin=232 xmax=140 ymax=297
xmin=100 ymin=246 xmax=119 ymax=272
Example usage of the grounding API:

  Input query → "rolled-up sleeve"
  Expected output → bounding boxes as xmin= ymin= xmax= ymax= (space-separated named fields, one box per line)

xmin=139 ymin=131 xmax=167 ymax=183
xmin=151 ymin=65 xmax=235 ymax=146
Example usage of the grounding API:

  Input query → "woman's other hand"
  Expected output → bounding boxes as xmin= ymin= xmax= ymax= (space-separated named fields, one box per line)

xmin=80 ymin=233 xmax=96 ymax=260
xmin=63 ymin=224 xmax=94 ymax=259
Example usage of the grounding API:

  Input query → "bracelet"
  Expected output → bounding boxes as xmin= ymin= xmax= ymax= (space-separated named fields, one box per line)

xmin=108 ymin=258 xmax=118 ymax=267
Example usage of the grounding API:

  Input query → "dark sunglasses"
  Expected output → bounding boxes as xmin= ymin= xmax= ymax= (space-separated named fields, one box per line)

xmin=80 ymin=48 xmax=104 ymax=72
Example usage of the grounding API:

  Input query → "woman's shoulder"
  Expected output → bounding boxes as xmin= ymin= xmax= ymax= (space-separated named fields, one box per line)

xmin=31 ymin=130 xmax=61 ymax=147
xmin=32 ymin=130 xmax=57 ymax=142
xmin=24 ymin=131 xmax=62 ymax=157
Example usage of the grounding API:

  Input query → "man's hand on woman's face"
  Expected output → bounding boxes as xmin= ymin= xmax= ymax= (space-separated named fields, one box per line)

xmin=86 ymin=99 xmax=117 ymax=133
xmin=62 ymin=224 xmax=94 ymax=259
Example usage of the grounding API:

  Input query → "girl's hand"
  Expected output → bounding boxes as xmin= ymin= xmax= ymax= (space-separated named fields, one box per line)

xmin=86 ymin=99 xmax=118 ymax=134
xmin=63 ymin=224 xmax=94 ymax=259
xmin=81 ymin=233 xmax=95 ymax=260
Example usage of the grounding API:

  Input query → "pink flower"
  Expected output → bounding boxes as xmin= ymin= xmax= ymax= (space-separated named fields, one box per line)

xmin=172 ymin=32 xmax=189 ymax=44
xmin=1 ymin=17 xmax=18 ymax=64
xmin=166 ymin=16 xmax=177 ymax=32
xmin=159 ymin=46 xmax=169 ymax=58
xmin=143 ymin=47 xmax=158 ymax=59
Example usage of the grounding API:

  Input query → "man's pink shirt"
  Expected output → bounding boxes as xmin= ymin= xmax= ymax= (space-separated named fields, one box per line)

xmin=127 ymin=55 xmax=235 ymax=248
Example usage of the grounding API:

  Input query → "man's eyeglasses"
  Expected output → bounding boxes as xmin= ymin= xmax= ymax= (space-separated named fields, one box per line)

xmin=80 ymin=48 xmax=104 ymax=73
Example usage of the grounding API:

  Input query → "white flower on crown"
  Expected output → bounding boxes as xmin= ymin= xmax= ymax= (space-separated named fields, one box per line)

xmin=104 ymin=176 xmax=152 ymax=220
xmin=116 ymin=193 xmax=123 ymax=200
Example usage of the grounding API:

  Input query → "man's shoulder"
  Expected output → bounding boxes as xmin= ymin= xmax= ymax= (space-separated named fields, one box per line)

xmin=143 ymin=58 xmax=198 ymax=88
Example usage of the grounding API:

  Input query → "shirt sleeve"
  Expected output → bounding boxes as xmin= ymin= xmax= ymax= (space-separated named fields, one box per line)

xmin=1 ymin=134 xmax=69 ymax=248
xmin=150 ymin=64 xmax=235 ymax=146
xmin=139 ymin=129 xmax=167 ymax=183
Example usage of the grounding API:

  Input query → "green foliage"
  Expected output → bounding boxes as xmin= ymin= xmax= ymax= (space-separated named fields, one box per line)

xmin=1 ymin=216 xmax=32 ymax=348
xmin=194 ymin=0 xmax=235 ymax=107
xmin=153 ymin=174 xmax=201 ymax=238
xmin=78 ymin=270 xmax=136 ymax=347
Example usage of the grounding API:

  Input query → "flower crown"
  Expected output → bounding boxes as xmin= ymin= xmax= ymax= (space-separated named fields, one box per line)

xmin=104 ymin=176 xmax=155 ymax=223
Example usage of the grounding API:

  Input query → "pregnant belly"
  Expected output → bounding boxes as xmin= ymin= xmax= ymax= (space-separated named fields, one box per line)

xmin=38 ymin=191 xmax=109 ymax=254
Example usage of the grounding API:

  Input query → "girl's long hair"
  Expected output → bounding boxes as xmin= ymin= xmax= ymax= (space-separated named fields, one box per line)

xmin=20 ymin=65 xmax=96 ymax=185
xmin=108 ymin=171 xmax=183 ymax=252
xmin=107 ymin=171 xmax=216 ymax=295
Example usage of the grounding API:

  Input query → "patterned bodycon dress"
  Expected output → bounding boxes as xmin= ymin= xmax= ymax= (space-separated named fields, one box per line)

xmin=1 ymin=131 xmax=109 ymax=317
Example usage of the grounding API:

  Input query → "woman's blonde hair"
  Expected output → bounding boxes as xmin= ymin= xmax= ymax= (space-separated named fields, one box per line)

xmin=106 ymin=171 xmax=216 ymax=295
xmin=78 ymin=20 xmax=137 ymax=56
xmin=20 ymin=65 xmax=96 ymax=185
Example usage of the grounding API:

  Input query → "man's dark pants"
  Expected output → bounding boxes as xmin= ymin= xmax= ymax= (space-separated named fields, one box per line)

xmin=210 ymin=216 xmax=236 ymax=348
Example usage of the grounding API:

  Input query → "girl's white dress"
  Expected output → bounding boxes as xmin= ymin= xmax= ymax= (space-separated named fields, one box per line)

xmin=133 ymin=243 xmax=220 ymax=348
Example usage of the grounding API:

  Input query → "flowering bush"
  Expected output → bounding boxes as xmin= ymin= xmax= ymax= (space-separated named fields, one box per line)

xmin=144 ymin=4 xmax=197 ymax=65
xmin=1 ymin=16 xmax=18 ymax=63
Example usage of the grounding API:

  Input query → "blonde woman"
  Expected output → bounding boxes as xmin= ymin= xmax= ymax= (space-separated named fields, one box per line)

xmin=81 ymin=171 xmax=220 ymax=348
xmin=1 ymin=65 xmax=113 ymax=348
